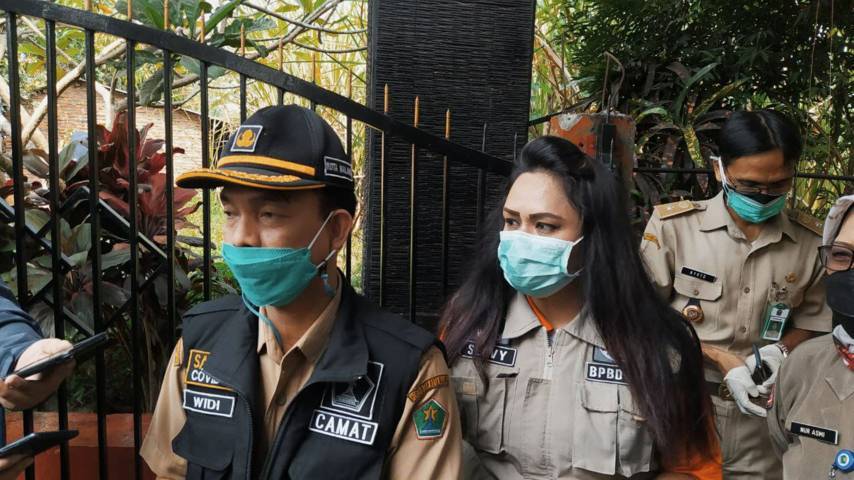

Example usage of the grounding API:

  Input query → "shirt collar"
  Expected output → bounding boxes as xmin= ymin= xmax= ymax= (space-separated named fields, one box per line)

xmin=501 ymin=293 xmax=605 ymax=349
xmin=699 ymin=191 xmax=797 ymax=243
xmin=256 ymin=272 xmax=343 ymax=366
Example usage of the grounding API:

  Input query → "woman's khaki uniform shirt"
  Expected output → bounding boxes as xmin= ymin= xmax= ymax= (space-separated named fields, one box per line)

xmin=768 ymin=334 xmax=854 ymax=479
xmin=450 ymin=293 xmax=660 ymax=479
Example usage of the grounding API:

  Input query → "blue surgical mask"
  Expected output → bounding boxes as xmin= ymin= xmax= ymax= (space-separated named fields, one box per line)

xmin=718 ymin=158 xmax=787 ymax=224
xmin=497 ymin=230 xmax=583 ymax=298
xmin=222 ymin=212 xmax=337 ymax=310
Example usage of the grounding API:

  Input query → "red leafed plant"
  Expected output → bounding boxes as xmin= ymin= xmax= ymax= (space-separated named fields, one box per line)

xmin=88 ymin=111 xmax=200 ymax=241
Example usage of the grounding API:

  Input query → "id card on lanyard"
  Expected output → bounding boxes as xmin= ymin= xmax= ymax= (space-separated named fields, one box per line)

xmin=761 ymin=303 xmax=791 ymax=341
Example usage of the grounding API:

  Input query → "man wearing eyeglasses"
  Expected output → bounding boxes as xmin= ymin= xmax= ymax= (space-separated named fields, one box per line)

xmin=640 ymin=110 xmax=832 ymax=479
xmin=768 ymin=193 xmax=854 ymax=479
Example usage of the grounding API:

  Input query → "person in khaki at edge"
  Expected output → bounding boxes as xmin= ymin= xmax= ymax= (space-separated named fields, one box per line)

xmin=641 ymin=109 xmax=832 ymax=479
xmin=140 ymin=105 xmax=461 ymax=479
xmin=768 ymin=193 xmax=854 ymax=479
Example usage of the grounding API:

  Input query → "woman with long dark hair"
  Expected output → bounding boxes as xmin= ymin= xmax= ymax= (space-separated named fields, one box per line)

xmin=441 ymin=136 xmax=719 ymax=479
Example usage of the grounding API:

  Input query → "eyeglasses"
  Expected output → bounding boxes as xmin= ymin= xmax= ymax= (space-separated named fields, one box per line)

xmin=725 ymin=175 xmax=794 ymax=197
xmin=818 ymin=244 xmax=854 ymax=272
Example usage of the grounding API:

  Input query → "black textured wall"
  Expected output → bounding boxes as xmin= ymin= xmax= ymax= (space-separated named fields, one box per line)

xmin=363 ymin=0 xmax=536 ymax=330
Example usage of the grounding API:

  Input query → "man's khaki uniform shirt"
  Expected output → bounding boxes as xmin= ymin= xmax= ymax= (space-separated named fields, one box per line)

xmin=641 ymin=192 xmax=831 ymax=368
xmin=451 ymin=293 xmax=662 ymax=479
xmin=141 ymin=281 xmax=462 ymax=479
xmin=768 ymin=334 xmax=854 ymax=479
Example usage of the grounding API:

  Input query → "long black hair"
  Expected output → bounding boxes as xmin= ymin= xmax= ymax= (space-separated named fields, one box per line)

xmin=719 ymin=109 xmax=802 ymax=167
xmin=440 ymin=135 xmax=715 ymax=460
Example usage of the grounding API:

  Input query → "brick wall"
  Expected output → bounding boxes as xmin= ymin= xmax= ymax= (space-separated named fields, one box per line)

xmin=22 ymin=82 xmax=205 ymax=176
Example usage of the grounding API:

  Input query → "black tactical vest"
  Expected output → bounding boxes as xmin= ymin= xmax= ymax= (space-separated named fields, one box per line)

xmin=171 ymin=282 xmax=437 ymax=479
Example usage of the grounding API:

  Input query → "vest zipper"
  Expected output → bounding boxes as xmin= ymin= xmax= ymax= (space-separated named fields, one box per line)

xmin=239 ymin=393 xmax=254 ymax=479
xmin=543 ymin=330 xmax=555 ymax=380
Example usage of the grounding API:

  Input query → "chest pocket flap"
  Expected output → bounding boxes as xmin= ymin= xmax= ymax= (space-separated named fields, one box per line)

xmin=674 ymin=273 xmax=722 ymax=301
xmin=173 ymin=414 xmax=235 ymax=473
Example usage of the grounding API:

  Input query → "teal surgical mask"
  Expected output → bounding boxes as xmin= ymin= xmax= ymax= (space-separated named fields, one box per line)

xmin=222 ymin=211 xmax=337 ymax=310
xmin=497 ymin=230 xmax=583 ymax=298
xmin=717 ymin=158 xmax=787 ymax=224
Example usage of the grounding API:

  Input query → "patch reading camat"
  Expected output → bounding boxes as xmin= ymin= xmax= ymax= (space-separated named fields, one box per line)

xmin=407 ymin=375 xmax=449 ymax=402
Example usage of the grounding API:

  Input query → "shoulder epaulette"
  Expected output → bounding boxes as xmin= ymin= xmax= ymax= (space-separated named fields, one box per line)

xmin=787 ymin=209 xmax=824 ymax=236
xmin=654 ymin=200 xmax=704 ymax=220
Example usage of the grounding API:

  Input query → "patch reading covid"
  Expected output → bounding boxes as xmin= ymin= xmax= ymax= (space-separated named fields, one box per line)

xmin=182 ymin=389 xmax=235 ymax=418
xmin=309 ymin=361 xmax=384 ymax=445
xmin=412 ymin=399 xmax=447 ymax=440
xmin=185 ymin=349 xmax=233 ymax=392
xmin=790 ymin=422 xmax=839 ymax=445
xmin=461 ymin=342 xmax=517 ymax=367
xmin=230 ymin=125 xmax=263 ymax=152
xmin=586 ymin=347 xmax=628 ymax=385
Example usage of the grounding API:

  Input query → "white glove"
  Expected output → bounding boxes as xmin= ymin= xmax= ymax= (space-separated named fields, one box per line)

xmin=724 ymin=365 xmax=767 ymax=417
xmin=744 ymin=344 xmax=785 ymax=395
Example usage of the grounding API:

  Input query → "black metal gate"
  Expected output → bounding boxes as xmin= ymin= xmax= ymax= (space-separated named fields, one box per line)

xmin=0 ymin=1 xmax=510 ymax=478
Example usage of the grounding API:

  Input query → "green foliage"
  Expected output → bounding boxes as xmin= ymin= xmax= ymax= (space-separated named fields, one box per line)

xmin=534 ymin=0 xmax=852 ymax=214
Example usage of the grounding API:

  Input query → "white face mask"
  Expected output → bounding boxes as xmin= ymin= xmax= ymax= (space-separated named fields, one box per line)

xmin=497 ymin=230 xmax=584 ymax=298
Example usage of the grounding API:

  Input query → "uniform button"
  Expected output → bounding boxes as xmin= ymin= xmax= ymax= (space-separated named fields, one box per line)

xmin=743 ymin=287 xmax=751 ymax=294
xmin=692 ymin=289 xmax=700 ymax=296
xmin=739 ymin=326 xmax=747 ymax=333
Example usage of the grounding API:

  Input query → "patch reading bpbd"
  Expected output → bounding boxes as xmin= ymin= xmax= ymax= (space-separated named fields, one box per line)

xmin=585 ymin=362 xmax=628 ymax=385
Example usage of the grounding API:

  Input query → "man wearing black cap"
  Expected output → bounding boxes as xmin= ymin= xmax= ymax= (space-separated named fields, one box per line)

xmin=141 ymin=105 xmax=461 ymax=479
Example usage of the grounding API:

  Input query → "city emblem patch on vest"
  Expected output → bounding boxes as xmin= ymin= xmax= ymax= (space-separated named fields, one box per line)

xmin=412 ymin=399 xmax=447 ymax=440
xmin=309 ymin=361 xmax=384 ymax=445
xmin=585 ymin=347 xmax=628 ymax=385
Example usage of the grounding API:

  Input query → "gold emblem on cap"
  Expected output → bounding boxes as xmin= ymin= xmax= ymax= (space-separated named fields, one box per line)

xmin=235 ymin=129 xmax=256 ymax=148
xmin=682 ymin=304 xmax=704 ymax=323
xmin=785 ymin=272 xmax=797 ymax=283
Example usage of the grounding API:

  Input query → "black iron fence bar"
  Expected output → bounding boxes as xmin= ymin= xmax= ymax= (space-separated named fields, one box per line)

xmin=633 ymin=167 xmax=854 ymax=183
xmin=4 ymin=12 xmax=35 ymax=478
xmin=0 ymin=0 xmax=511 ymax=176
xmin=105 ymin=263 xmax=166 ymax=331
xmin=201 ymin=61 xmax=212 ymax=301
xmin=408 ymin=97 xmax=419 ymax=322
xmin=277 ymin=88 xmax=285 ymax=106
xmin=125 ymin=39 xmax=143 ymax=480
xmin=84 ymin=25 xmax=109 ymax=478
xmin=164 ymin=50 xmax=177 ymax=343
xmin=45 ymin=19 xmax=71 ymax=478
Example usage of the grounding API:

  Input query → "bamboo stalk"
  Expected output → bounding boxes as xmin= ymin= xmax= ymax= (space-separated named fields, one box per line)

xmin=278 ymin=37 xmax=284 ymax=70
xmin=200 ymin=16 xmax=206 ymax=43
xmin=127 ymin=0 xmax=133 ymax=20
xmin=163 ymin=0 xmax=169 ymax=30
xmin=413 ymin=96 xmax=420 ymax=127
xmin=383 ymin=84 xmax=389 ymax=114
xmin=445 ymin=109 xmax=451 ymax=139
xmin=240 ymin=24 xmax=245 ymax=56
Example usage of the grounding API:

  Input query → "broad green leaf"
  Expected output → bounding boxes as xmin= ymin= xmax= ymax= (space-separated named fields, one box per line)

xmin=101 ymin=248 xmax=131 ymax=271
xmin=691 ymin=79 xmax=747 ymax=120
xmin=682 ymin=126 xmax=704 ymax=167
xmin=672 ymin=63 xmax=718 ymax=121
xmin=25 ymin=209 xmax=50 ymax=233
xmin=205 ymin=0 xmax=242 ymax=35
xmin=634 ymin=106 xmax=670 ymax=123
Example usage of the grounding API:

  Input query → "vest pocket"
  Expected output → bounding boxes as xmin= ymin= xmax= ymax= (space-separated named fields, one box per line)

xmin=616 ymin=385 xmax=656 ymax=476
xmin=452 ymin=372 xmax=512 ymax=455
xmin=172 ymin=416 xmax=235 ymax=478
xmin=572 ymin=381 xmax=619 ymax=475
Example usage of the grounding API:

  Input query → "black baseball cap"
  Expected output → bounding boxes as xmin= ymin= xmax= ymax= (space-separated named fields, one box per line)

xmin=177 ymin=105 xmax=353 ymax=191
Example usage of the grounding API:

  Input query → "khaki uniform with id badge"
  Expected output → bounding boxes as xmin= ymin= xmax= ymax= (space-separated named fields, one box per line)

xmin=640 ymin=192 xmax=832 ymax=479
xmin=451 ymin=293 xmax=663 ymax=479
